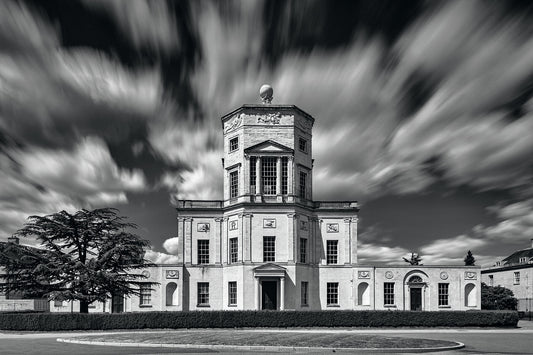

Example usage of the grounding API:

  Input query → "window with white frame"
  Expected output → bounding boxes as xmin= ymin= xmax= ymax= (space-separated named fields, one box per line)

xmin=261 ymin=157 xmax=277 ymax=195
xmin=519 ymin=256 xmax=527 ymax=263
xmin=384 ymin=282 xmax=394 ymax=305
xmin=197 ymin=240 xmax=209 ymax=264
xmin=229 ymin=237 xmax=238 ymax=263
xmin=228 ymin=281 xmax=237 ymax=306
xmin=197 ymin=282 xmax=209 ymax=306
xmin=281 ymin=157 xmax=288 ymax=194
xmin=514 ymin=272 xmax=520 ymax=285
xmin=489 ymin=275 xmax=494 ymax=286
xmin=263 ymin=236 xmax=275 ymax=262
xmin=229 ymin=170 xmax=239 ymax=198
xmin=327 ymin=282 xmax=338 ymax=306
xmin=299 ymin=171 xmax=307 ymax=199
xmin=326 ymin=240 xmax=338 ymax=264
xmin=54 ymin=300 xmax=64 ymax=307
xmin=229 ymin=137 xmax=239 ymax=152
xmin=438 ymin=283 xmax=449 ymax=306
xmin=301 ymin=281 xmax=308 ymax=306
xmin=139 ymin=284 xmax=151 ymax=306
xmin=300 ymin=238 xmax=307 ymax=263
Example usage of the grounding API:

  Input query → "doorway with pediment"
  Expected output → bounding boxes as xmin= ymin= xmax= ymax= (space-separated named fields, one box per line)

xmin=253 ymin=263 xmax=287 ymax=310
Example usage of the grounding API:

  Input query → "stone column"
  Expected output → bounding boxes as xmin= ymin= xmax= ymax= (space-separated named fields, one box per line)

xmin=244 ymin=154 xmax=250 ymax=195
xmin=344 ymin=218 xmax=351 ymax=265
xmin=215 ymin=218 xmax=223 ymax=265
xmin=255 ymin=277 xmax=260 ymax=310
xmin=287 ymin=156 xmax=294 ymax=196
xmin=243 ymin=213 xmax=253 ymax=262
xmin=184 ymin=218 xmax=193 ymax=264
xmin=276 ymin=157 xmax=281 ymax=195
xmin=351 ymin=217 xmax=358 ymax=264
xmin=177 ymin=217 xmax=185 ymax=264
xmin=280 ymin=277 xmax=285 ymax=310
xmin=317 ymin=219 xmax=323 ymax=265
xmin=222 ymin=217 xmax=229 ymax=264
xmin=238 ymin=214 xmax=244 ymax=262
xmin=287 ymin=213 xmax=296 ymax=263
xmin=255 ymin=156 xmax=261 ymax=196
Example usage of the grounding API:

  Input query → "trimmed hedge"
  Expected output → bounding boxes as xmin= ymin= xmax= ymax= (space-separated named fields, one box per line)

xmin=0 ymin=310 xmax=518 ymax=331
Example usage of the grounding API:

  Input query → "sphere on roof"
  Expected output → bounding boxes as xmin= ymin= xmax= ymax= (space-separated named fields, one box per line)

xmin=259 ymin=84 xmax=273 ymax=103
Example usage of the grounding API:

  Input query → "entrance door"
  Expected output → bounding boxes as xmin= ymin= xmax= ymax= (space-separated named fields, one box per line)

xmin=112 ymin=294 xmax=124 ymax=313
xmin=410 ymin=288 xmax=422 ymax=311
xmin=261 ymin=281 xmax=277 ymax=310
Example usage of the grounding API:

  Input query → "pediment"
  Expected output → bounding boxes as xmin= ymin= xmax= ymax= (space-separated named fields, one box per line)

xmin=244 ymin=140 xmax=293 ymax=154
xmin=253 ymin=263 xmax=287 ymax=272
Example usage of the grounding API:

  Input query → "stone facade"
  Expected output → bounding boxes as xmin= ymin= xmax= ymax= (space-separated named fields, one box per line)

xmin=50 ymin=101 xmax=481 ymax=313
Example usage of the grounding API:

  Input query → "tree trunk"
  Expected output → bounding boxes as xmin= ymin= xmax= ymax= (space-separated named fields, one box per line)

xmin=79 ymin=300 xmax=89 ymax=313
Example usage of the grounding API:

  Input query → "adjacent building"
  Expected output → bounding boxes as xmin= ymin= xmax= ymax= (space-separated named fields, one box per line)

xmin=481 ymin=240 xmax=533 ymax=314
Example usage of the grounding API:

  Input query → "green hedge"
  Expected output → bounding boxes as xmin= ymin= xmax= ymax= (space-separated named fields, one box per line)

xmin=0 ymin=310 xmax=518 ymax=331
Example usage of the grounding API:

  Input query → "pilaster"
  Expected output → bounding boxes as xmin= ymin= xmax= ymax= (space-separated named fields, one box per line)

xmin=276 ymin=157 xmax=281 ymax=195
xmin=287 ymin=213 xmax=296 ymax=263
xmin=287 ymin=156 xmax=294 ymax=195
xmin=344 ymin=218 xmax=351 ymax=264
xmin=215 ymin=218 xmax=223 ymax=264
xmin=351 ymin=217 xmax=358 ymax=264
xmin=242 ymin=213 xmax=253 ymax=262
xmin=184 ymin=218 xmax=193 ymax=264
xmin=177 ymin=217 xmax=185 ymax=264
xmin=255 ymin=157 xmax=261 ymax=196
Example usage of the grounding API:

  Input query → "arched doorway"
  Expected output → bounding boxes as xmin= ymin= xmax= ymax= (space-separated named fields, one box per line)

xmin=465 ymin=283 xmax=477 ymax=307
xmin=405 ymin=274 xmax=427 ymax=311
xmin=166 ymin=282 xmax=178 ymax=306
xmin=357 ymin=282 xmax=370 ymax=306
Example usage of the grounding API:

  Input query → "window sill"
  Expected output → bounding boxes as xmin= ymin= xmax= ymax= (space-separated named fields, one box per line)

xmin=197 ymin=304 xmax=211 ymax=308
xmin=228 ymin=304 xmax=237 ymax=307
xmin=139 ymin=304 xmax=152 ymax=308
xmin=438 ymin=305 xmax=451 ymax=308
xmin=301 ymin=304 xmax=309 ymax=307
xmin=326 ymin=304 xmax=340 ymax=307
xmin=384 ymin=305 xmax=396 ymax=308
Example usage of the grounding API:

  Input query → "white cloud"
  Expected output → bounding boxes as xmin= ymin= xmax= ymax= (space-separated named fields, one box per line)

xmin=84 ymin=0 xmax=179 ymax=53
xmin=144 ymin=249 xmax=180 ymax=264
xmin=162 ymin=237 xmax=180 ymax=255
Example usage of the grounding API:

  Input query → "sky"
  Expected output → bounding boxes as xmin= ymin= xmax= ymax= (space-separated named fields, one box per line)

xmin=1 ymin=0 xmax=533 ymax=267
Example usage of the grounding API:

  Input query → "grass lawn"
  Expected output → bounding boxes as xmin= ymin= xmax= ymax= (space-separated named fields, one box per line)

xmin=69 ymin=330 xmax=458 ymax=349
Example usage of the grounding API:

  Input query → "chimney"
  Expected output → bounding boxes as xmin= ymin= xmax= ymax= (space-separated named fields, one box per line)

xmin=7 ymin=236 xmax=19 ymax=245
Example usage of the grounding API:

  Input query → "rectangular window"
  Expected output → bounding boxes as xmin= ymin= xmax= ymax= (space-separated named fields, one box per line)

xmin=139 ymin=284 xmax=151 ymax=306
xmin=438 ymin=283 xmax=449 ymax=306
xmin=54 ymin=300 xmax=64 ymax=307
xmin=263 ymin=236 xmax=275 ymax=262
xmin=519 ymin=256 xmax=527 ymax=263
xmin=301 ymin=281 xmax=308 ymax=306
xmin=299 ymin=137 xmax=307 ymax=152
xmin=250 ymin=156 xmax=256 ymax=194
xmin=229 ymin=237 xmax=238 ymax=263
xmin=228 ymin=281 xmax=237 ymax=306
xmin=327 ymin=282 xmax=338 ymax=306
xmin=489 ymin=275 xmax=494 ymax=286
xmin=197 ymin=240 xmax=209 ymax=264
xmin=261 ymin=157 xmax=277 ymax=195
xmin=281 ymin=157 xmax=288 ymax=195
xmin=514 ymin=272 xmax=520 ymax=285
xmin=229 ymin=137 xmax=239 ymax=152
xmin=229 ymin=170 xmax=238 ymax=198
xmin=299 ymin=171 xmax=307 ymax=199
xmin=326 ymin=240 xmax=338 ymax=264
xmin=384 ymin=282 xmax=395 ymax=305
xmin=197 ymin=282 xmax=209 ymax=306
xmin=300 ymin=238 xmax=307 ymax=263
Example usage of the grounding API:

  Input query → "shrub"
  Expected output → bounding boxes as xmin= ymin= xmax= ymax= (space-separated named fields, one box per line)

xmin=0 ymin=310 xmax=518 ymax=331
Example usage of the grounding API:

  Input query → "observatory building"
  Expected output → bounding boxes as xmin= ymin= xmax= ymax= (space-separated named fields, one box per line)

xmin=50 ymin=86 xmax=481 ymax=313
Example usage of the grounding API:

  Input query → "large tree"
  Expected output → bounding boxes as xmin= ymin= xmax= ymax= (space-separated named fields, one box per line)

xmin=464 ymin=250 xmax=476 ymax=266
xmin=403 ymin=252 xmax=422 ymax=265
xmin=481 ymin=282 xmax=518 ymax=310
xmin=0 ymin=208 xmax=156 ymax=313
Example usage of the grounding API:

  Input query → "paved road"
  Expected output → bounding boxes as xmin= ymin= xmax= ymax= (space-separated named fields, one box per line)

xmin=1 ymin=321 xmax=532 ymax=355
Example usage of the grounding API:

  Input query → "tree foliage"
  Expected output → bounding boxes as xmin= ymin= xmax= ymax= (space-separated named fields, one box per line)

xmin=481 ymin=282 xmax=518 ymax=310
xmin=403 ymin=252 xmax=422 ymax=265
xmin=464 ymin=250 xmax=476 ymax=266
xmin=0 ymin=208 xmax=156 ymax=313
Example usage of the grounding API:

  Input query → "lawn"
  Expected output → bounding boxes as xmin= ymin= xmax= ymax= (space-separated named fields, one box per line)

xmin=69 ymin=330 xmax=459 ymax=349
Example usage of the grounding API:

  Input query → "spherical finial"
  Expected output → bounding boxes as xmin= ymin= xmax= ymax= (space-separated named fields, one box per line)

xmin=259 ymin=84 xmax=273 ymax=104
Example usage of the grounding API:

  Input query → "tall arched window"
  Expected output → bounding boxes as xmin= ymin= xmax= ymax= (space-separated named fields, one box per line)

xmin=357 ymin=282 xmax=370 ymax=306
xmin=465 ymin=283 xmax=477 ymax=307
xmin=166 ymin=282 xmax=178 ymax=306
